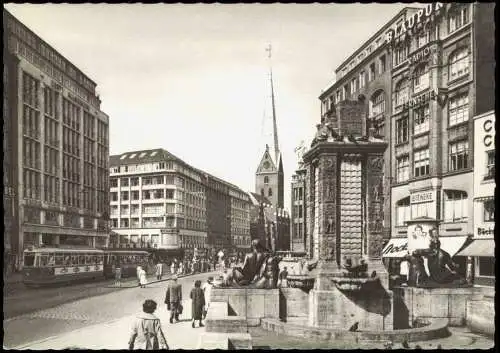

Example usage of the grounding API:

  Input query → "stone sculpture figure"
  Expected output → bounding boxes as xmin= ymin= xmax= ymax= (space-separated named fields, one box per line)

xmin=230 ymin=239 xmax=268 ymax=286
xmin=254 ymin=254 xmax=282 ymax=289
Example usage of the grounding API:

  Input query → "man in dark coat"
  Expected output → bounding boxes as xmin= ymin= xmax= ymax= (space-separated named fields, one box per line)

xmin=190 ymin=280 xmax=205 ymax=328
xmin=165 ymin=275 xmax=182 ymax=323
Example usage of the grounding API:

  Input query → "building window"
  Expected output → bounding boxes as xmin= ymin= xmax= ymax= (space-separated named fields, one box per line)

xmin=478 ymin=257 xmax=495 ymax=277
xmin=448 ymin=93 xmax=469 ymax=126
xmin=264 ymin=176 xmax=269 ymax=184
xmin=130 ymin=177 xmax=139 ymax=186
xmin=449 ymin=140 xmax=469 ymax=171
xmin=416 ymin=30 xmax=430 ymax=48
xmin=121 ymin=178 xmax=129 ymax=187
xmin=485 ymin=150 xmax=495 ymax=180
xmin=414 ymin=149 xmax=430 ymax=177
xmin=393 ymin=45 xmax=409 ymax=66
xmin=396 ymin=116 xmax=409 ymax=144
xmin=336 ymin=90 xmax=341 ymax=102
xmin=268 ymin=188 xmax=273 ymax=197
xmin=343 ymin=84 xmax=349 ymax=100
xmin=359 ymin=71 xmax=366 ymax=89
xmin=448 ymin=5 xmax=469 ymax=34
xmin=396 ymin=155 xmax=410 ymax=182
xmin=395 ymin=79 xmax=409 ymax=107
xmin=396 ymin=197 xmax=410 ymax=226
xmin=484 ymin=200 xmax=495 ymax=222
xmin=369 ymin=90 xmax=385 ymax=118
xmin=350 ymin=77 xmax=357 ymax=95
xmin=111 ymin=192 xmax=118 ymax=201
xmin=413 ymin=63 xmax=430 ymax=93
xmin=449 ymin=48 xmax=470 ymax=81
xmin=121 ymin=191 xmax=129 ymax=201
xmin=413 ymin=104 xmax=430 ymax=135
xmin=411 ymin=201 xmax=434 ymax=219
xmin=369 ymin=63 xmax=376 ymax=81
xmin=379 ymin=55 xmax=386 ymax=74
xmin=444 ymin=190 xmax=468 ymax=222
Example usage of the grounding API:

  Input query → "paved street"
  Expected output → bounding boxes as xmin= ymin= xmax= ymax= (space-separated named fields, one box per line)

xmin=3 ymin=272 xmax=216 ymax=349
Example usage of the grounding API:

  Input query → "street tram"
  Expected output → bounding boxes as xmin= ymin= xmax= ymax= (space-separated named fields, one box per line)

xmin=22 ymin=247 xmax=105 ymax=286
xmin=102 ymin=248 xmax=149 ymax=279
xmin=22 ymin=247 xmax=150 ymax=286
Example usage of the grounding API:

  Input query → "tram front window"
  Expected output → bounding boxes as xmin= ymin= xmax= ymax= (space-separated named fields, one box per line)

xmin=39 ymin=255 xmax=49 ymax=267
xmin=24 ymin=252 xmax=36 ymax=267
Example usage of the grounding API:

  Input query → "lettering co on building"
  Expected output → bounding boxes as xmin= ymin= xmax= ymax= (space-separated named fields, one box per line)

xmin=385 ymin=3 xmax=444 ymax=43
xmin=483 ymin=119 xmax=494 ymax=148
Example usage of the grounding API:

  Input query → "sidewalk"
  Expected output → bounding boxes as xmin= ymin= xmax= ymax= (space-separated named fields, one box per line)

xmin=11 ymin=298 xmax=205 ymax=350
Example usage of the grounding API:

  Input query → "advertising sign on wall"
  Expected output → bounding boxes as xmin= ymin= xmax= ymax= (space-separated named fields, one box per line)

xmin=407 ymin=222 xmax=434 ymax=252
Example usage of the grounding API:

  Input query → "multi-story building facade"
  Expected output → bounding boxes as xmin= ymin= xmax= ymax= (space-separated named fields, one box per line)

xmin=3 ymin=9 xmax=110 ymax=269
xmin=109 ymin=149 xmax=251 ymax=254
xmin=457 ymin=110 xmax=495 ymax=287
xmin=318 ymin=7 xmax=422 ymax=242
xmin=389 ymin=3 xmax=495 ymax=260
xmin=290 ymin=166 xmax=306 ymax=252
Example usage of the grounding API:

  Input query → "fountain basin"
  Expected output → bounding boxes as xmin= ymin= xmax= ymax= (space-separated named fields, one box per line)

xmin=330 ymin=276 xmax=379 ymax=292
xmin=261 ymin=317 xmax=450 ymax=344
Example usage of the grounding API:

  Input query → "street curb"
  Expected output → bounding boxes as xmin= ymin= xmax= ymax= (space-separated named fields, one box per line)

xmin=102 ymin=271 xmax=219 ymax=288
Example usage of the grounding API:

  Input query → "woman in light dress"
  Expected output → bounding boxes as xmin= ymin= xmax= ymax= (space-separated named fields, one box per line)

xmin=139 ymin=267 xmax=148 ymax=288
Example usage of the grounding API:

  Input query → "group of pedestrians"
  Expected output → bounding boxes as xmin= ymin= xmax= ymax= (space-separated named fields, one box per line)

xmin=128 ymin=275 xmax=215 ymax=350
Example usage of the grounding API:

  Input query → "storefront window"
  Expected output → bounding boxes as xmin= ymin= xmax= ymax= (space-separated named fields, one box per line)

xmin=396 ymin=197 xmax=410 ymax=226
xmin=478 ymin=257 xmax=495 ymax=277
xmin=484 ymin=200 xmax=495 ymax=222
xmin=444 ymin=190 xmax=468 ymax=222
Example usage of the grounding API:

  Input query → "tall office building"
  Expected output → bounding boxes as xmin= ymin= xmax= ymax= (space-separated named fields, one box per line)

xmin=109 ymin=148 xmax=251 ymax=258
xmin=3 ymin=9 xmax=110 ymax=270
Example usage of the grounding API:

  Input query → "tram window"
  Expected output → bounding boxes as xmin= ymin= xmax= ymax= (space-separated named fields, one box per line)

xmin=71 ymin=256 xmax=77 ymax=266
xmin=78 ymin=255 xmax=85 ymax=265
xmin=85 ymin=255 xmax=91 ymax=264
xmin=98 ymin=256 xmax=103 ymax=264
xmin=24 ymin=253 xmax=36 ymax=267
xmin=93 ymin=255 xmax=98 ymax=264
xmin=64 ymin=256 xmax=71 ymax=266
xmin=55 ymin=255 xmax=64 ymax=266
xmin=39 ymin=255 xmax=49 ymax=267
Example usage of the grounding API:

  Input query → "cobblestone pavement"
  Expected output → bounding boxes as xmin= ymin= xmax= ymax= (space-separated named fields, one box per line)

xmin=3 ymin=272 xmax=216 ymax=348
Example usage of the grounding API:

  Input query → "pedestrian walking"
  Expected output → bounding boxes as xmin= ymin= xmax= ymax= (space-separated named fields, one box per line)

xmin=139 ymin=267 xmax=148 ymax=288
xmin=202 ymin=276 xmax=214 ymax=319
xmin=128 ymin=299 xmax=169 ymax=350
xmin=114 ymin=263 xmax=122 ymax=287
xmin=156 ymin=262 xmax=163 ymax=281
xmin=170 ymin=259 xmax=177 ymax=275
xmin=190 ymin=280 xmax=205 ymax=328
xmin=136 ymin=266 xmax=142 ymax=287
xmin=177 ymin=262 xmax=183 ymax=276
xmin=165 ymin=275 xmax=183 ymax=323
xmin=278 ymin=266 xmax=289 ymax=288
xmin=400 ymin=254 xmax=410 ymax=286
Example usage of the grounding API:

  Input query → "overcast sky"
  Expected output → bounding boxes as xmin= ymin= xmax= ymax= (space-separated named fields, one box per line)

xmin=5 ymin=3 xmax=416 ymax=210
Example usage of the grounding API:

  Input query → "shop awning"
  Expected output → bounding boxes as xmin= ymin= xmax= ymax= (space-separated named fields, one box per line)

xmin=382 ymin=236 xmax=469 ymax=258
xmin=456 ymin=239 xmax=495 ymax=257
xmin=382 ymin=238 xmax=408 ymax=258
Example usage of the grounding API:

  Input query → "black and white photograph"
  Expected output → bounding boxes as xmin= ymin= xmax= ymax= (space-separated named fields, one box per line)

xmin=3 ymin=2 xmax=495 ymax=350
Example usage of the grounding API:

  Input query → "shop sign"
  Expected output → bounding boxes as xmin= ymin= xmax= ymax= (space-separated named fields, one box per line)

xmin=382 ymin=241 xmax=408 ymax=256
xmin=483 ymin=118 xmax=495 ymax=147
xmin=410 ymin=191 xmax=435 ymax=204
xmin=385 ymin=3 xmax=444 ymax=43
xmin=407 ymin=222 xmax=433 ymax=251
xmin=407 ymin=46 xmax=432 ymax=65
xmin=403 ymin=90 xmax=437 ymax=110
xmin=476 ymin=225 xmax=494 ymax=237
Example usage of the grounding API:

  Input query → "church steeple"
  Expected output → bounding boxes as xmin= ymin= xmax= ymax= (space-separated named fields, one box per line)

xmin=266 ymin=44 xmax=280 ymax=165
xmin=256 ymin=44 xmax=284 ymax=209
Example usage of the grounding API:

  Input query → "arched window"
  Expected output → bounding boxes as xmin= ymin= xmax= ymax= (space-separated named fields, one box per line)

xmin=396 ymin=197 xmax=410 ymax=226
xmin=444 ymin=190 xmax=468 ymax=222
xmin=413 ymin=63 xmax=429 ymax=93
xmin=369 ymin=90 xmax=385 ymax=118
xmin=268 ymin=188 xmax=273 ymax=197
xmin=449 ymin=48 xmax=470 ymax=81
xmin=264 ymin=176 xmax=269 ymax=184
xmin=394 ymin=79 xmax=409 ymax=107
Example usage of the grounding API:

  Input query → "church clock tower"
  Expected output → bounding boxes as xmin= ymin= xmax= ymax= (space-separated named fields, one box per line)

xmin=255 ymin=45 xmax=284 ymax=209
